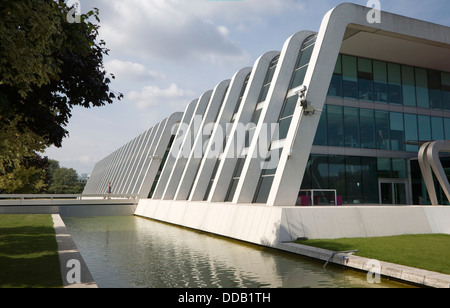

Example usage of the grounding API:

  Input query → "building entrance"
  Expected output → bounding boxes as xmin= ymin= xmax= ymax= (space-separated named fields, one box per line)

xmin=378 ymin=179 xmax=408 ymax=205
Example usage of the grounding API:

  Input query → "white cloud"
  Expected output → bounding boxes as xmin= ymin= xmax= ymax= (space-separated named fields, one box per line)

xmin=128 ymin=83 xmax=195 ymax=111
xmin=104 ymin=59 xmax=161 ymax=83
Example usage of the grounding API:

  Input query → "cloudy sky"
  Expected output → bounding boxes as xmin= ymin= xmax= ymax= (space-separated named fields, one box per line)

xmin=44 ymin=0 xmax=450 ymax=174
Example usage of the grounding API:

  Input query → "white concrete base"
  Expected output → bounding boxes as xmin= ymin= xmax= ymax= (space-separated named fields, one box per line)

xmin=135 ymin=200 xmax=450 ymax=243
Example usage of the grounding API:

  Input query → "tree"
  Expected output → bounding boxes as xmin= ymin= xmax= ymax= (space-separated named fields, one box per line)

xmin=49 ymin=167 xmax=84 ymax=194
xmin=0 ymin=0 xmax=122 ymax=149
xmin=0 ymin=1 xmax=121 ymax=193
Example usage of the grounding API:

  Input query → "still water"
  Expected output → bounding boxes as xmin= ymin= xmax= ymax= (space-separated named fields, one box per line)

xmin=63 ymin=216 xmax=410 ymax=288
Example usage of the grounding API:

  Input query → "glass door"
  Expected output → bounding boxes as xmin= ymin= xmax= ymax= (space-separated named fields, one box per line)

xmin=379 ymin=179 xmax=408 ymax=205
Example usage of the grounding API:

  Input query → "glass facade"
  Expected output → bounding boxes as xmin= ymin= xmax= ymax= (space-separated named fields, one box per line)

xmin=328 ymin=54 xmax=450 ymax=109
xmin=304 ymin=53 xmax=450 ymax=205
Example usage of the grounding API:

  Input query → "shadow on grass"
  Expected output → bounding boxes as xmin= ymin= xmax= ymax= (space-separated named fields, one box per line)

xmin=0 ymin=221 xmax=63 ymax=288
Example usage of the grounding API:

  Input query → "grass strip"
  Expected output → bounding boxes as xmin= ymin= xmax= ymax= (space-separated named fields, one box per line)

xmin=0 ymin=214 xmax=63 ymax=288
xmin=296 ymin=234 xmax=450 ymax=275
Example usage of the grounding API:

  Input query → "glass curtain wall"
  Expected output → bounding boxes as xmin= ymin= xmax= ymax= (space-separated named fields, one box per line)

xmin=328 ymin=54 xmax=450 ymax=110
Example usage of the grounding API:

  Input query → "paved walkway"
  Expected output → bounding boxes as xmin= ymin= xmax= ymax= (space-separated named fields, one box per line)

xmin=279 ymin=242 xmax=450 ymax=288
xmin=52 ymin=214 xmax=97 ymax=288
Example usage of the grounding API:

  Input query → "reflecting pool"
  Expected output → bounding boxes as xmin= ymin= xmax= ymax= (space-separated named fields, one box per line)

xmin=63 ymin=216 xmax=411 ymax=288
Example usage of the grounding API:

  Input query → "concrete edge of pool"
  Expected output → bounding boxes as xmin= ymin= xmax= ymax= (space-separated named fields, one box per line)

xmin=52 ymin=214 xmax=98 ymax=288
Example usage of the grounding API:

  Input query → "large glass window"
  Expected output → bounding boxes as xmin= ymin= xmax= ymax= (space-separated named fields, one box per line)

xmin=328 ymin=156 xmax=346 ymax=200
xmin=373 ymin=60 xmax=388 ymax=103
xmin=358 ymin=58 xmax=373 ymax=101
xmin=375 ymin=110 xmax=390 ymax=150
xmin=361 ymin=157 xmax=378 ymax=203
xmin=313 ymin=105 xmax=328 ymax=146
xmin=346 ymin=156 xmax=362 ymax=204
xmin=390 ymin=112 xmax=404 ymax=151
xmin=442 ymin=72 xmax=450 ymax=110
xmin=404 ymin=114 xmax=419 ymax=152
xmin=327 ymin=105 xmax=344 ymax=147
xmin=402 ymin=65 xmax=416 ymax=107
xmin=344 ymin=107 xmax=360 ymax=148
xmin=418 ymin=115 xmax=431 ymax=141
xmin=388 ymin=63 xmax=402 ymax=105
xmin=342 ymin=55 xmax=358 ymax=99
xmin=253 ymin=149 xmax=281 ymax=203
xmin=360 ymin=109 xmax=376 ymax=149
xmin=428 ymin=70 xmax=442 ymax=109
xmin=445 ymin=118 xmax=450 ymax=140
xmin=415 ymin=68 xmax=429 ymax=108
xmin=431 ymin=116 xmax=444 ymax=141
xmin=328 ymin=55 xmax=342 ymax=97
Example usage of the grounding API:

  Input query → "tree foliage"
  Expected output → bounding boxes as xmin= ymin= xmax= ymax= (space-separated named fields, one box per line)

xmin=0 ymin=1 xmax=120 ymax=193
xmin=0 ymin=0 xmax=122 ymax=148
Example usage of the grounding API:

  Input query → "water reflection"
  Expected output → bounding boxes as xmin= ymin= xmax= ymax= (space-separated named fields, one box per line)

xmin=63 ymin=216 xmax=410 ymax=288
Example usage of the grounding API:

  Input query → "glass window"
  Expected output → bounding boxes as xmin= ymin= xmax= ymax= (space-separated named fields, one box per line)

xmin=280 ymin=95 xmax=297 ymax=119
xmin=418 ymin=115 xmax=431 ymax=141
xmin=428 ymin=70 xmax=442 ymax=109
xmin=390 ymin=112 xmax=404 ymax=151
xmin=278 ymin=116 xmax=292 ymax=140
xmin=442 ymin=72 xmax=450 ymax=110
xmin=375 ymin=110 xmax=390 ymax=150
xmin=342 ymin=55 xmax=358 ymax=99
xmin=309 ymin=155 xmax=329 ymax=189
xmin=358 ymin=58 xmax=373 ymax=101
xmin=328 ymin=55 xmax=342 ymax=97
xmin=254 ymin=176 xmax=274 ymax=203
xmin=445 ymin=118 xmax=450 ymax=140
xmin=402 ymin=65 xmax=416 ymax=107
xmin=313 ymin=105 xmax=327 ymax=146
xmin=392 ymin=159 xmax=407 ymax=179
xmin=361 ymin=157 xmax=378 ymax=203
xmin=327 ymin=105 xmax=344 ymax=147
xmin=388 ymin=63 xmax=402 ymax=105
xmin=404 ymin=114 xmax=419 ymax=152
xmin=360 ymin=109 xmax=375 ymax=149
xmin=344 ymin=107 xmax=360 ymax=148
xmin=415 ymin=68 xmax=429 ymax=108
xmin=373 ymin=60 xmax=388 ymax=103
xmin=328 ymin=156 xmax=346 ymax=199
xmin=377 ymin=157 xmax=392 ymax=178
xmin=431 ymin=117 xmax=444 ymax=141
xmin=346 ymin=156 xmax=362 ymax=204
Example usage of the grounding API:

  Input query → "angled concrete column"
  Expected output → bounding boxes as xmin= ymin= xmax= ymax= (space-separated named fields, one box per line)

xmin=233 ymin=31 xmax=315 ymax=204
xmin=174 ymin=80 xmax=231 ymax=200
xmin=152 ymin=99 xmax=198 ymax=199
xmin=126 ymin=128 xmax=155 ymax=194
xmin=189 ymin=67 xmax=252 ymax=201
xmin=208 ymin=51 xmax=280 ymax=202
xmin=419 ymin=141 xmax=450 ymax=205
xmin=161 ymin=91 xmax=213 ymax=200
xmin=138 ymin=112 xmax=183 ymax=199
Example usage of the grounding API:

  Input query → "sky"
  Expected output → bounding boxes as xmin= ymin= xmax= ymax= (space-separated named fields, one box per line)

xmin=44 ymin=0 xmax=450 ymax=175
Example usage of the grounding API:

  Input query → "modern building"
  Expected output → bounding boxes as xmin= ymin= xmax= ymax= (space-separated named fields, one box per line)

xmin=83 ymin=4 xmax=450 ymax=243
xmin=85 ymin=3 xmax=450 ymax=207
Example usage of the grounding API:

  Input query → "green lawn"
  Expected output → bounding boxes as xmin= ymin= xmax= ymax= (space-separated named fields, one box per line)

xmin=0 ymin=214 xmax=63 ymax=288
xmin=296 ymin=234 xmax=450 ymax=275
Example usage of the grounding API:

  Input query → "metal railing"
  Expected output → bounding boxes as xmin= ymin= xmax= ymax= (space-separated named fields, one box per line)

xmin=0 ymin=194 xmax=139 ymax=205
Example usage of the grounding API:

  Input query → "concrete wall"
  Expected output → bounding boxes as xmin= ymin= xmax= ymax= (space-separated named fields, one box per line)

xmin=135 ymin=200 xmax=450 ymax=244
